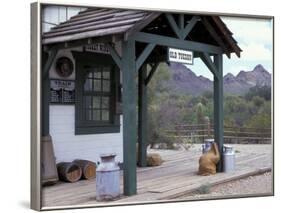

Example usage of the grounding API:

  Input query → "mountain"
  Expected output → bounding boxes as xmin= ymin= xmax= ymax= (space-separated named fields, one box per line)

xmin=224 ymin=64 xmax=271 ymax=94
xmin=167 ymin=63 xmax=271 ymax=95
xmin=167 ymin=63 xmax=212 ymax=95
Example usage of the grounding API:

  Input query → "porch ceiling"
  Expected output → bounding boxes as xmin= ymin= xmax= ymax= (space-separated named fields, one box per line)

xmin=42 ymin=7 xmax=241 ymax=57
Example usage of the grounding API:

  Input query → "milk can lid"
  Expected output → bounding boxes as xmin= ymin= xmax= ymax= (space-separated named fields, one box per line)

xmin=204 ymin=138 xmax=214 ymax=143
xmin=100 ymin=153 xmax=116 ymax=158
xmin=224 ymin=145 xmax=234 ymax=152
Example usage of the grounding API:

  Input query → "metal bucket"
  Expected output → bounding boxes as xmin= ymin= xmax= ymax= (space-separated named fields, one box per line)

xmin=96 ymin=153 xmax=120 ymax=201
xmin=223 ymin=145 xmax=235 ymax=173
xmin=202 ymin=139 xmax=214 ymax=153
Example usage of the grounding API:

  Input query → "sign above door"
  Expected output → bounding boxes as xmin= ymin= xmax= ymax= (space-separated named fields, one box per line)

xmin=84 ymin=43 xmax=111 ymax=54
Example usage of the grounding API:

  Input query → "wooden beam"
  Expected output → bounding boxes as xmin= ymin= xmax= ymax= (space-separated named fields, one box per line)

xmin=106 ymin=43 xmax=122 ymax=69
xmin=42 ymin=50 xmax=57 ymax=136
xmin=145 ymin=63 xmax=160 ymax=85
xmin=125 ymin=13 xmax=161 ymax=40
xmin=136 ymin=43 xmax=156 ymax=71
xmin=133 ymin=32 xmax=223 ymax=55
xmin=44 ymin=35 xmax=120 ymax=51
xmin=121 ymin=39 xmax=137 ymax=196
xmin=43 ymin=49 xmax=57 ymax=80
xmin=201 ymin=17 xmax=230 ymax=58
xmin=138 ymin=64 xmax=148 ymax=167
xmin=199 ymin=52 xmax=219 ymax=77
xmin=165 ymin=14 xmax=182 ymax=39
xmin=179 ymin=14 xmax=185 ymax=31
xmin=182 ymin=16 xmax=199 ymax=40
xmin=213 ymin=54 xmax=224 ymax=172
xmin=211 ymin=17 xmax=241 ymax=58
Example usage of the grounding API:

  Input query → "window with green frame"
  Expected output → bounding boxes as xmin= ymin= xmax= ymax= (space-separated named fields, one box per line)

xmin=73 ymin=51 xmax=120 ymax=135
xmin=83 ymin=66 xmax=112 ymax=122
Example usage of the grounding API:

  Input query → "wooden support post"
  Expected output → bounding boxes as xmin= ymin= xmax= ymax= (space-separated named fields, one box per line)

xmin=138 ymin=64 xmax=148 ymax=167
xmin=213 ymin=54 xmax=224 ymax=172
xmin=42 ymin=49 xmax=57 ymax=136
xmin=121 ymin=39 xmax=137 ymax=195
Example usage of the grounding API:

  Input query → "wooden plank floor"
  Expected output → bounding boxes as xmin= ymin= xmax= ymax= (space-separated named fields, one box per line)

xmin=42 ymin=144 xmax=272 ymax=208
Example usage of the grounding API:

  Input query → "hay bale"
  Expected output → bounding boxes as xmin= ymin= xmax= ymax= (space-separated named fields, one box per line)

xmin=147 ymin=153 xmax=163 ymax=166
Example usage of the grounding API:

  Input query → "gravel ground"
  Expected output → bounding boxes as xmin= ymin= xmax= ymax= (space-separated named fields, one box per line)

xmin=179 ymin=172 xmax=273 ymax=199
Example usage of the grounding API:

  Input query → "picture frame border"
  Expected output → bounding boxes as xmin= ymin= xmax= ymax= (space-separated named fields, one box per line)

xmin=30 ymin=1 xmax=275 ymax=211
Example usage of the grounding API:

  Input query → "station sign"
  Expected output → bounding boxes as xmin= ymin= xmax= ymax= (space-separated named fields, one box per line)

xmin=168 ymin=47 xmax=193 ymax=65
xmin=85 ymin=43 xmax=111 ymax=54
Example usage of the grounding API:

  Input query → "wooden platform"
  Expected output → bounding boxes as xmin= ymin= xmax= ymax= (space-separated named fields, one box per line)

xmin=42 ymin=144 xmax=272 ymax=209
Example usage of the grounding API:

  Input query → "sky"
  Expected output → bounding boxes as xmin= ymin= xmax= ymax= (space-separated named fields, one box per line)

xmin=185 ymin=16 xmax=273 ymax=80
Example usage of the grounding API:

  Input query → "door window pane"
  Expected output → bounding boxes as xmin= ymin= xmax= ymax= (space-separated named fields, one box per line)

xmin=103 ymin=69 xmax=110 ymax=79
xmin=92 ymin=97 xmax=100 ymax=109
xmin=84 ymin=79 xmax=92 ymax=91
xmin=84 ymin=96 xmax=91 ymax=108
xmin=102 ymin=97 xmax=109 ymax=108
xmin=93 ymin=79 xmax=101 ymax=91
xmin=94 ymin=70 xmax=101 ymax=79
xmin=92 ymin=110 xmax=100 ymax=121
xmin=87 ymin=72 xmax=93 ymax=78
xmin=85 ymin=109 xmax=92 ymax=120
xmin=103 ymin=80 xmax=110 ymax=92
xmin=102 ymin=110 xmax=109 ymax=121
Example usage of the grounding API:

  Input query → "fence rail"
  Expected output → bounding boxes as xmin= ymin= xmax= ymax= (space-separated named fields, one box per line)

xmin=165 ymin=124 xmax=272 ymax=144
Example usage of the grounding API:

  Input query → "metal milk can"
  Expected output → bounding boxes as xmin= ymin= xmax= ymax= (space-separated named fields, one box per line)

xmin=202 ymin=139 xmax=214 ymax=153
xmin=223 ymin=145 xmax=235 ymax=173
xmin=96 ymin=153 xmax=120 ymax=201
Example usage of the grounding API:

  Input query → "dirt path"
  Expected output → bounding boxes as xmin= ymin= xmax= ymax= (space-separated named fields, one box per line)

xmin=178 ymin=172 xmax=272 ymax=199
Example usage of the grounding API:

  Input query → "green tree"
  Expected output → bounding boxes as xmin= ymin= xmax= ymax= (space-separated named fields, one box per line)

xmin=245 ymin=113 xmax=271 ymax=129
xmin=196 ymin=103 xmax=205 ymax=125
xmin=252 ymin=96 xmax=265 ymax=107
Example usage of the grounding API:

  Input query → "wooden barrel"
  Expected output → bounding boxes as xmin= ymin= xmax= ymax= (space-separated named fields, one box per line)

xmin=56 ymin=162 xmax=82 ymax=183
xmin=73 ymin=159 xmax=96 ymax=180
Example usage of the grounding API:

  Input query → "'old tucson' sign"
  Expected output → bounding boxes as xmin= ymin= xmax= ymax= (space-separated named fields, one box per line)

xmin=168 ymin=47 xmax=193 ymax=65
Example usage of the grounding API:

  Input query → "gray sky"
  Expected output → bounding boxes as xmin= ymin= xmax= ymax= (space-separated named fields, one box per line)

xmin=185 ymin=16 xmax=273 ymax=80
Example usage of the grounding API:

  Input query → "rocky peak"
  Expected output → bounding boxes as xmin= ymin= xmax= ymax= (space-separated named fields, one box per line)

xmin=236 ymin=65 xmax=271 ymax=86
xmin=166 ymin=63 xmax=271 ymax=96
xmin=224 ymin=73 xmax=236 ymax=83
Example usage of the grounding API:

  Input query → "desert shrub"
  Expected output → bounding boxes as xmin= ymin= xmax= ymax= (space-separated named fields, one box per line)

xmin=245 ymin=85 xmax=271 ymax=101
xmin=245 ymin=113 xmax=271 ymax=129
xmin=197 ymin=183 xmax=211 ymax=194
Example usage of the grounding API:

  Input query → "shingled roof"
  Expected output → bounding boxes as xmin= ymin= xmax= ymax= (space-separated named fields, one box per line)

xmin=42 ymin=7 xmax=241 ymax=57
xmin=42 ymin=8 xmax=159 ymax=44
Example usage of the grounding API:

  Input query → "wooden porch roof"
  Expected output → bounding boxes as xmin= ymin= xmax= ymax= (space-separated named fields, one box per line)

xmin=42 ymin=7 xmax=242 ymax=57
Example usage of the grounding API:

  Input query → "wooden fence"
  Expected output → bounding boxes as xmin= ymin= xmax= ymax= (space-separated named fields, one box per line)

xmin=165 ymin=124 xmax=272 ymax=144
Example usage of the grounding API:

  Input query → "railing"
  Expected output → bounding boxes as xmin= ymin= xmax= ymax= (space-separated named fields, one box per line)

xmin=165 ymin=124 xmax=272 ymax=144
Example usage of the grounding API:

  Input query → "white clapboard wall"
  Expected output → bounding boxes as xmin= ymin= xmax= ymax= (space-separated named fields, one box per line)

xmin=50 ymin=105 xmax=123 ymax=164
xmin=49 ymin=48 xmax=123 ymax=164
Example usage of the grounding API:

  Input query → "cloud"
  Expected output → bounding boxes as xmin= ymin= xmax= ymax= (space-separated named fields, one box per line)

xmin=239 ymin=42 xmax=272 ymax=61
xmin=221 ymin=16 xmax=273 ymax=75
xmin=185 ymin=17 xmax=273 ymax=80
xmin=222 ymin=17 xmax=273 ymax=46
